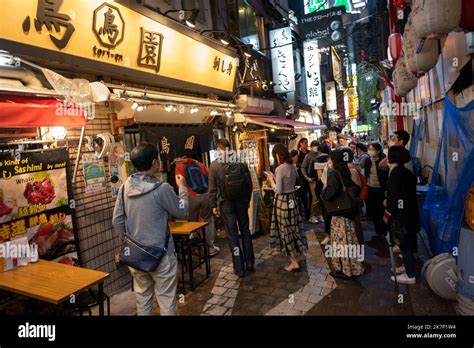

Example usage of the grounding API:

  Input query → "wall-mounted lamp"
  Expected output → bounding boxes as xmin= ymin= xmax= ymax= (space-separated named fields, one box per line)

xmin=200 ymin=30 xmax=231 ymax=46
xmin=164 ymin=9 xmax=199 ymax=28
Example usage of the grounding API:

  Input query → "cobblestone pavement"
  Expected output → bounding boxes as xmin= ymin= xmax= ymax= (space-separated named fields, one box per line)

xmin=103 ymin=221 xmax=456 ymax=316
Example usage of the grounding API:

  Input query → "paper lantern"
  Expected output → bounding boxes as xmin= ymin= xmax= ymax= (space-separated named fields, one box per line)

xmin=411 ymin=0 xmax=462 ymax=38
xmin=403 ymin=19 xmax=439 ymax=74
xmin=393 ymin=0 xmax=407 ymax=9
xmin=395 ymin=53 xmax=418 ymax=92
xmin=388 ymin=33 xmax=403 ymax=61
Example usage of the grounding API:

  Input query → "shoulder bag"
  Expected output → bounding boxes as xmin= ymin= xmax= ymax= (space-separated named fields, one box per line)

xmin=321 ymin=171 xmax=358 ymax=216
xmin=119 ymin=186 xmax=170 ymax=272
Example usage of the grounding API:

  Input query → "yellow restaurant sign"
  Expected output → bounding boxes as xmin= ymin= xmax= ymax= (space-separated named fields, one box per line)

xmin=0 ymin=0 xmax=238 ymax=93
xmin=345 ymin=88 xmax=359 ymax=119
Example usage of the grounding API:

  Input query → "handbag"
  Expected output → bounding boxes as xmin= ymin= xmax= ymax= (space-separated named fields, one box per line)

xmin=321 ymin=171 xmax=358 ymax=216
xmin=119 ymin=186 xmax=170 ymax=273
xmin=387 ymin=216 xmax=405 ymax=246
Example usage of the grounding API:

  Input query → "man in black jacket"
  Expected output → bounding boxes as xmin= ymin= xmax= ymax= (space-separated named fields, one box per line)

xmin=209 ymin=139 xmax=255 ymax=278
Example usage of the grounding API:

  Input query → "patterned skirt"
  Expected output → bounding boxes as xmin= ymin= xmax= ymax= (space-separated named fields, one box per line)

xmin=329 ymin=216 xmax=365 ymax=277
xmin=270 ymin=191 xmax=308 ymax=257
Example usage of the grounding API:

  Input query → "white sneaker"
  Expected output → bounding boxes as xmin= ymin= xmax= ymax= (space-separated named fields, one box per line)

xmin=392 ymin=245 xmax=401 ymax=253
xmin=321 ymin=236 xmax=330 ymax=246
xmin=391 ymin=273 xmax=416 ymax=284
xmin=309 ymin=216 xmax=320 ymax=224
xmin=395 ymin=265 xmax=405 ymax=274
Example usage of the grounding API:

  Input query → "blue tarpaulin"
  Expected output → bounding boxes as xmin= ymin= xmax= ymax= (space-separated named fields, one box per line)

xmin=422 ymin=96 xmax=474 ymax=255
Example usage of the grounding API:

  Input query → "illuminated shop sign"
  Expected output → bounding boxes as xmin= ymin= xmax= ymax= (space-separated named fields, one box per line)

xmin=269 ymin=27 xmax=295 ymax=94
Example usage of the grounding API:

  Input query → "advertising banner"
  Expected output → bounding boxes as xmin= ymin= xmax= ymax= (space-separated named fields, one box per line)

xmin=0 ymin=149 xmax=79 ymax=266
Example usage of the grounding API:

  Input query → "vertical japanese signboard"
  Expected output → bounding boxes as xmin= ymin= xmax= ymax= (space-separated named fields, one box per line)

xmin=326 ymin=81 xmax=338 ymax=111
xmin=270 ymin=27 xmax=295 ymax=94
xmin=303 ymin=40 xmax=323 ymax=107
xmin=0 ymin=149 xmax=79 ymax=265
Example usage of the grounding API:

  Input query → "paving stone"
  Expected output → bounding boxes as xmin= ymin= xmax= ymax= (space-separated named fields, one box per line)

xmin=308 ymin=294 xmax=324 ymax=304
xmin=223 ymin=280 xmax=240 ymax=289
xmin=223 ymin=298 xmax=235 ymax=308
xmin=320 ymin=288 xmax=332 ymax=296
xmin=302 ymin=285 xmax=323 ymax=294
xmin=204 ymin=304 xmax=229 ymax=316
xmin=293 ymin=292 xmax=310 ymax=302
xmin=207 ymin=295 xmax=228 ymax=306
xmin=224 ymin=273 xmax=240 ymax=281
xmin=292 ymin=301 xmax=315 ymax=312
xmin=211 ymin=286 xmax=227 ymax=296
xmin=261 ymin=254 xmax=272 ymax=260
xmin=223 ymin=289 xmax=238 ymax=298
xmin=214 ymin=278 xmax=228 ymax=287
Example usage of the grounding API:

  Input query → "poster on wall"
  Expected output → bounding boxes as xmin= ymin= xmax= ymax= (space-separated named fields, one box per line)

xmin=83 ymin=154 xmax=107 ymax=193
xmin=0 ymin=149 xmax=79 ymax=266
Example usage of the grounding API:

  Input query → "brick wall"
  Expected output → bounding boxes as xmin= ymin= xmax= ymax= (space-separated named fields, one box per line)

xmin=67 ymin=103 xmax=131 ymax=295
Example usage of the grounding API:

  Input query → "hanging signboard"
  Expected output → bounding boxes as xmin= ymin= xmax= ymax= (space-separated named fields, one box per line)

xmin=303 ymin=40 xmax=323 ymax=107
xmin=325 ymin=81 xmax=337 ymax=111
xmin=83 ymin=155 xmax=107 ymax=193
xmin=0 ymin=0 xmax=238 ymax=94
xmin=304 ymin=0 xmax=352 ymax=14
xmin=0 ymin=149 xmax=79 ymax=265
xmin=300 ymin=6 xmax=346 ymax=48
xmin=269 ymin=27 xmax=296 ymax=94
xmin=346 ymin=88 xmax=359 ymax=118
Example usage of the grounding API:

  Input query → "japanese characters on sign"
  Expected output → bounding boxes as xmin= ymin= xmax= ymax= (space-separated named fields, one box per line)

xmin=23 ymin=0 xmax=75 ymax=50
xmin=269 ymin=27 xmax=296 ymax=94
xmin=303 ymin=40 xmax=323 ymax=107
xmin=93 ymin=2 xmax=125 ymax=49
xmin=325 ymin=81 xmax=337 ymax=111
xmin=213 ymin=56 xmax=233 ymax=76
xmin=137 ymin=27 xmax=163 ymax=72
xmin=0 ymin=149 xmax=79 ymax=265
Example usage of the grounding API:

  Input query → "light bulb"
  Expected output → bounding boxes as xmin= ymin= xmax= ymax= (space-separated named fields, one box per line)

xmin=131 ymin=102 xmax=139 ymax=110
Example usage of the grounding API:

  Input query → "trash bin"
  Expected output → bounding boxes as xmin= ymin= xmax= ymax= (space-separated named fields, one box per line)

xmin=458 ymin=227 xmax=474 ymax=299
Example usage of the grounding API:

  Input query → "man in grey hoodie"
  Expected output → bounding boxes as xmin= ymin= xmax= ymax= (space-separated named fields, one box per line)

xmin=113 ymin=143 xmax=188 ymax=316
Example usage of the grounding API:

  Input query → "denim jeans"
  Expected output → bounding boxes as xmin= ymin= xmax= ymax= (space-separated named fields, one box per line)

xmin=221 ymin=199 xmax=255 ymax=274
xmin=128 ymin=253 xmax=178 ymax=316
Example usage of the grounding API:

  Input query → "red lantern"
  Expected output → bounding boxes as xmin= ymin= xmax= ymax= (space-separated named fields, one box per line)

xmin=393 ymin=0 xmax=407 ymax=9
xmin=388 ymin=33 xmax=403 ymax=61
xmin=460 ymin=0 xmax=474 ymax=30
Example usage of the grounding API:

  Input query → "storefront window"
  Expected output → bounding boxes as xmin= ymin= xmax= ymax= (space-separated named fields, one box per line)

xmin=238 ymin=0 xmax=259 ymax=51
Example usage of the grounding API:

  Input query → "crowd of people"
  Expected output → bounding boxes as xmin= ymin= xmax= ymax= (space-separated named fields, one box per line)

xmin=112 ymin=130 xmax=420 ymax=316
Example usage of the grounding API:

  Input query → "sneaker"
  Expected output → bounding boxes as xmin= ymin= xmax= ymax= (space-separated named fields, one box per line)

xmin=391 ymin=273 xmax=416 ymax=284
xmin=321 ymin=235 xmax=330 ymax=246
xmin=392 ymin=245 xmax=401 ymax=253
xmin=395 ymin=265 xmax=405 ymax=274
xmin=209 ymin=245 xmax=220 ymax=257
xmin=309 ymin=216 xmax=320 ymax=224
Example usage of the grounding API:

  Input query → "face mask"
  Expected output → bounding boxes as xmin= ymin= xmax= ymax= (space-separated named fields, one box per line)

xmin=368 ymin=150 xmax=377 ymax=158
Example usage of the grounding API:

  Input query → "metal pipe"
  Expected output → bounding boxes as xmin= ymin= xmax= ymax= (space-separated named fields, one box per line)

xmin=73 ymin=126 xmax=85 ymax=183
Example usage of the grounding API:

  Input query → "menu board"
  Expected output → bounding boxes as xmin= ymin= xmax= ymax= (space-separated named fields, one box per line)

xmin=0 ymin=149 xmax=79 ymax=266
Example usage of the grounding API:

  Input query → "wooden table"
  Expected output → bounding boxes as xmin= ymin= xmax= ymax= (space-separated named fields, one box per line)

xmin=169 ymin=221 xmax=210 ymax=293
xmin=0 ymin=260 xmax=109 ymax=315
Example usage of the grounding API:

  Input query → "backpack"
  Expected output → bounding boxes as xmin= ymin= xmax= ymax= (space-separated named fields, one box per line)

xmin=358 ymin=170 xmax=369 ymax=200
xmin=184 ymin=162 xmax=208 ymax=194
xmin=223 ymin=163 xmax=247 ymax=201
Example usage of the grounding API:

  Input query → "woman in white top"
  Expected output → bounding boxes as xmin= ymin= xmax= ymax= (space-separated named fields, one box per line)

xmin=267 ymin=144 xmax=308 ymax=272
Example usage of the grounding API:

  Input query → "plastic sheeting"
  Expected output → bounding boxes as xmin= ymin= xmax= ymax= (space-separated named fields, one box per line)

xmin=410 ymin=117 xmax=425 ymax=177
xmin=422 ymin=96 xmax=474 ymax=255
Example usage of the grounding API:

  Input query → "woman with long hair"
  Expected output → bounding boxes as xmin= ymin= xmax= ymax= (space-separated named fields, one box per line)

xmin=322 ymin=149 xmax=364 ymax=279
xmin=267 ymin=143 xmax=308 ymax=272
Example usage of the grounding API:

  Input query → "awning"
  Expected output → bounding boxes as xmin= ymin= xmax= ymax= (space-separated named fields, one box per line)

xmin=242 ymin=115 xmax=327 ymax=130
xmin=0 ymin=96 xmax=87 ymax=128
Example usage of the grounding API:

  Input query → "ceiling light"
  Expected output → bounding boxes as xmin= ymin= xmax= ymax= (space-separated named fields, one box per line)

xmin=225 ymin=111 xmax=233 ymax=118
xmin=233 ymin=125 xmax=238 ymax=132
xmin=190 ymin=106 xmax=199 ymax=114
xmin=136 ymin=105 xmax=145 ymax=112
xmin=164 ymin=104 xmax=174 ymax=112
xmin=210 ymin=110 xmax=219 ymax=116
xmin=131 ymin=102 xmax=139 ymax=110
